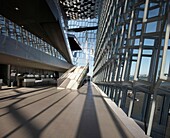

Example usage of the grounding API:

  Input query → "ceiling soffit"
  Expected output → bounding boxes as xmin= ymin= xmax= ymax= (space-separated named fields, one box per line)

xmin=60 ymin=0 xmax=99 ymax=20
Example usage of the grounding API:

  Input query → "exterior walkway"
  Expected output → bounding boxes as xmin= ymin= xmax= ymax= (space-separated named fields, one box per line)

xmin=0 ymin=82 xmax=146 ymax=138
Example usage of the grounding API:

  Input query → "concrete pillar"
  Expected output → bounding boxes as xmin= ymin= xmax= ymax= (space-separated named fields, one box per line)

xmin=141 ymin=93 xmax=149 ymax=121
xmin=121 ymin=88 xmax=128 ymax=110
xmin=7 ymin=64 xmax=11 ymax=87
xmin=160 ymin=96 xmax=170 ymax=125
xmin=165 ymin=113 xmax=170 ymax=137
xmin=110 ymin=87 xmax=114 ymax=99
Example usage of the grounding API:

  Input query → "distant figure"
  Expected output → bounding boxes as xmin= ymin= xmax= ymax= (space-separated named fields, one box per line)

xmin=87 ymin=76 xmax=91 ymax=81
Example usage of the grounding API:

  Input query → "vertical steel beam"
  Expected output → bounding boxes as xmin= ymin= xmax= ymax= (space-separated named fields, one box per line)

xmin=160 ymin=10 xmax=170 ymax=80
xmin=7 ymin=64 xmax=11 ymax=87
xmin=128 ymin=90 xmax=136 ymax=117
xmin=134 ymin=0 xmax=149 ymax=80
xmin=147 ymin=81 xmax=161 ymax=136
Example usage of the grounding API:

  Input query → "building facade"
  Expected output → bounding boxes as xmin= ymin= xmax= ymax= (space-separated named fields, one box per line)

xmin=0 ymin=0 xmax=101 ymax=86
xmin=59 ymin=0 xmax=101 ymax=77
xmin=68 ymin=18 xmax=98 ymax=76
xmin=93 ymin=0 xmax=170 ymax=137
xmin=0 ymin=0 xmax=73 ymax=87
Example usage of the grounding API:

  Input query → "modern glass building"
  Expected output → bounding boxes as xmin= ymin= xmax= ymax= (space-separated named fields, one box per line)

xmin=0 ymin=0 xmax=170 ymax=137
xmin=0 ymin=0 xmax=74 ymax=87
xmin=59 ymin=0 xmax=100 ymax=76
xmin=93 ymin=0 xmax=170 ymax=137
xmin=68 ymin=18 xmax=98 ymax=76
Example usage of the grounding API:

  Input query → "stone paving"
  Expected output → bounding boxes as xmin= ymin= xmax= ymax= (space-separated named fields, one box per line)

xmin=0 ymin=83 xmax=139 ymax=138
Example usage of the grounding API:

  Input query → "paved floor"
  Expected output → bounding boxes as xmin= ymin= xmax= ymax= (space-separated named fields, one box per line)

xmin=0 ymin=82 xmax=134 ymax=138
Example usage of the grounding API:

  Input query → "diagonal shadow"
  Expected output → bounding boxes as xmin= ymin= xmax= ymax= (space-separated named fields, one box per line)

xmin=4 ymin=104 xmax=40 ymax=138
xmin=3 ymin=90 xmax=72 ymax=138
xmin=38 ymin=92 xmax=80 ymax=136
xmin=0 ymin=87 xmax=57 ymax=109
xmin=1 ymin=83 xmax=134 ymax=138
xmin=101 ymin=97 xmax=133 ymax=137
xmin=76 ymin=82 xmax=101 ymax=138
xmin=0 ymin=86 xmax=52 ymax=101
xmin=0 ymin=89 xmax=66 ymax=117
xmin=92 ymin=84 xmax=133 ymax=138
xmin=13 ymin=89 xmax=66 ymax=111
xmin=15 ymin=87 xmax=58 ymax=100
xmin=0 ymin=98 xmax=26 ymax=118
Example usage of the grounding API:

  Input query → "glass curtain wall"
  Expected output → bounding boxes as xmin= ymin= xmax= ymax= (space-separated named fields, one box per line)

xmin=0 ymin=15 xmax=66 ymax=61
xmin=93 ymin=0 xmax=170 ymax=137
xmin=68 ymin=18 xmax=98 ymax=76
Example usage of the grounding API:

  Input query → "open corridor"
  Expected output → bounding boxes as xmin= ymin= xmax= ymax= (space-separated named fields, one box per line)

xmin=0 ymin=83 xmax=146 ymax=138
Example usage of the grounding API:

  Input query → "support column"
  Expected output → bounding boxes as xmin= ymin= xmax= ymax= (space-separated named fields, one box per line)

xmin=147 ymin=80 xmax=161 ymax=136
xmin=121 ymin=87 xmax=128 ymax=110
xmin=141 ymin=93 xmax=149 ymax=121
xmin=147 ymin=91 xmax=157 ymax=136
xmin=118 ymin=90 xmax=123 ymax=107
xmin=112 ymin=87 xmax=116 ymax=102
xmin=161 ymin=96 xmax=170 ymax=125
xmin=110 ymin=87 xmax=114 ymax=99
xmin=7 ymin=64 xmax=11 ymax=87
xmin=128 ymin=90 xmax=136 ymax=117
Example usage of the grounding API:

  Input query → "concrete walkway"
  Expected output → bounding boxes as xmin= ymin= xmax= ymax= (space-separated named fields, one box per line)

xmin=0 ymin=82 xmax=144 ymax=138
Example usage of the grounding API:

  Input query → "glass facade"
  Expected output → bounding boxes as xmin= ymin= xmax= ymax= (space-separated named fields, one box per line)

xmin=0 ymin=15 xmax=66 ymax=62
xmin=68 ymin=18 xmax=98 ymax=76
xmin=93 ymin=0 xmax=170 ymax=137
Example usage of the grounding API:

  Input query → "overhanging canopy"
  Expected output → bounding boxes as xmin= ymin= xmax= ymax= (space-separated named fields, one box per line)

xmin=68 ymin=34 xmax=82 ymax=51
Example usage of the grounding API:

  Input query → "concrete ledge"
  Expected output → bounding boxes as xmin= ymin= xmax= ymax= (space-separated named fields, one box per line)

xmin=92 ymin=82 xmax=149 ymax=138
xmin=0 ymin=35 xmax=73 ymax=71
